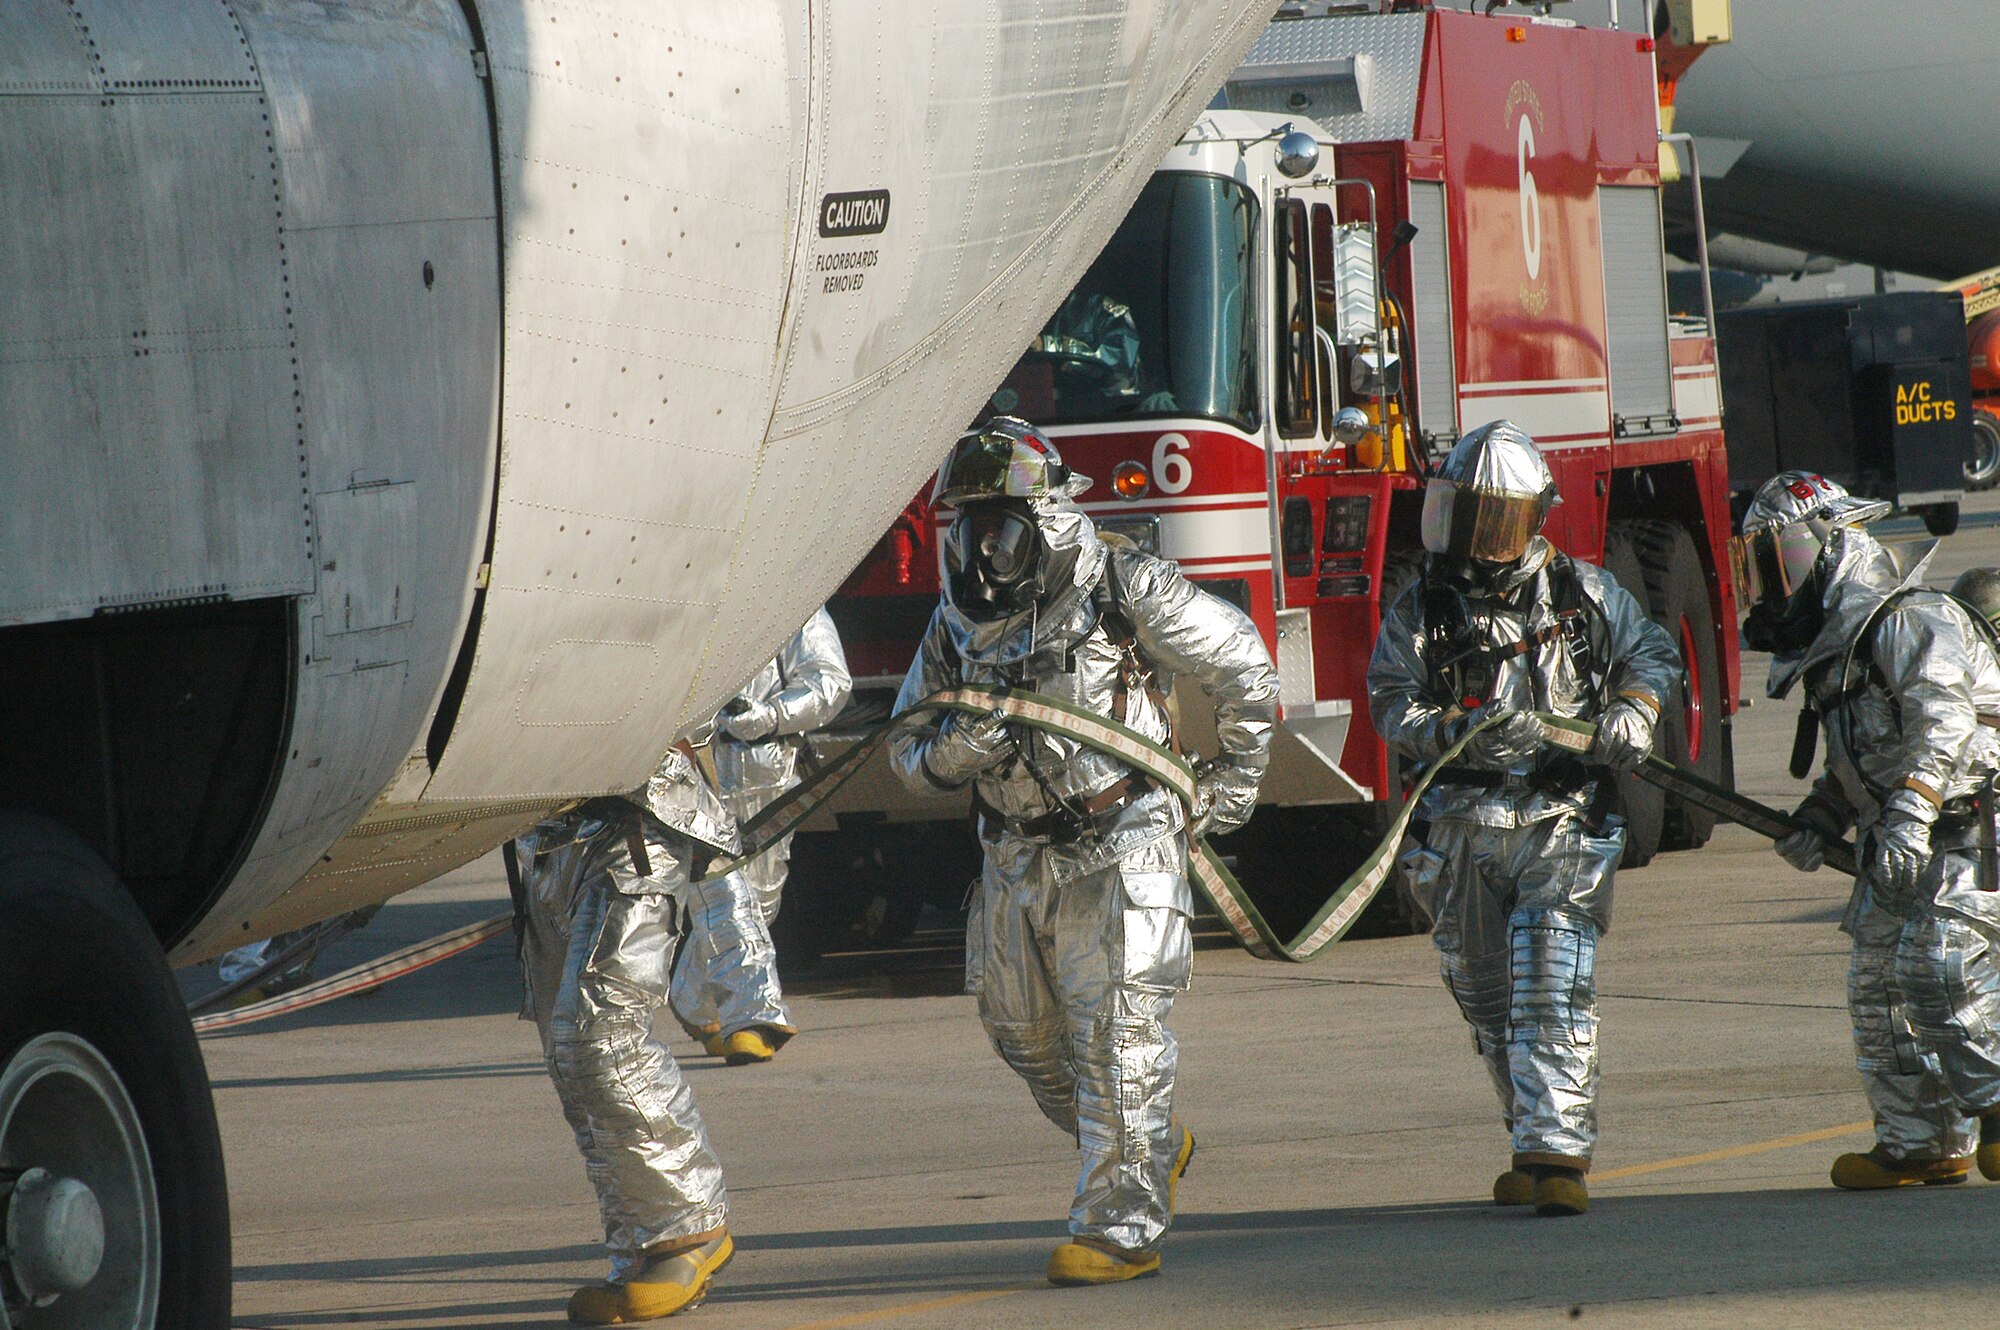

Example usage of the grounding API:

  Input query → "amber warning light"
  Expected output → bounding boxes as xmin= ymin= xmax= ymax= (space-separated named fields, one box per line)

xmin=1111 ymin=461 xmax=1151 ymax=501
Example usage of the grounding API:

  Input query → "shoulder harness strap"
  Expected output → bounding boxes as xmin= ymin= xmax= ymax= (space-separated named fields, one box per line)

xmin=1092 ymin=570 xmax=1180 ymax=754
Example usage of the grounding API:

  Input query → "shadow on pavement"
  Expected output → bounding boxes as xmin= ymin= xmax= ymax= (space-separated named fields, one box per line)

xmin=210 ymin=1059 xmax=545 ymax=1092
xmin=235 ymin=1183 xmax=2000 ymax=1327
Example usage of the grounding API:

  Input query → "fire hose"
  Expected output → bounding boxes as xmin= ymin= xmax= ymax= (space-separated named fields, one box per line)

xmin=191 ymin=691 xmax=1856 ymax=1030
xmin=718 ymin=691 xmax=1860 ymax=960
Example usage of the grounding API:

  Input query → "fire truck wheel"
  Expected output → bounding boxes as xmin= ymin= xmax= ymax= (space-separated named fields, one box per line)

xmin=0 ymin=811 xmax=232 ymax=1330
xmin=1628 ymin=521 xmax=1730 ymax=850
xmin=1965 ymin=412 xmax=2000 ymax=491
xmin=1221 ymin=805 xmax=1427 ymax=940
xmin=779 ymin=823 xmax=982 ymax=978
xmin=1601 ymin=528 xmax=1665 ymax=868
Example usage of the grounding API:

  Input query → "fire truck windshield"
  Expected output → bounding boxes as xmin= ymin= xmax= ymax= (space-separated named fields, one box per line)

xmin=990 ymin=173 xmax=1258 ymax=431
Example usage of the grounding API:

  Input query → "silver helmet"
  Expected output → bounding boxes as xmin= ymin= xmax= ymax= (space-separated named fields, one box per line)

xmin=1733 ymin=471 xmax=1889 ymax=609
xmin=1420 ymin=419 xmax=1559 ymax=564
xmin=934 ymin=419 xmax=1096 ymax=623
xmin=1950 ymin=567 xmax=2000 ymax=633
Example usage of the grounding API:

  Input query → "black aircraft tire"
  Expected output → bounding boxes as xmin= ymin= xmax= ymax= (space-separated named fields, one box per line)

xmin=1628 ymin=521 xmax=1730 ymax=849
xmin=0 ymin=812 xmax=231 ymax=1330
xmin=1600 ymin=527 xmax=1665 ymax=868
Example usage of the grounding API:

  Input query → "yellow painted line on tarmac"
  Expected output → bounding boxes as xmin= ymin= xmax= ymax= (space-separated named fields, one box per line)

xmin=780 ymin=1286 xmax=1032 ymax=1329
xmin=1594 ymin=1121 xmax=1872 ymax=1182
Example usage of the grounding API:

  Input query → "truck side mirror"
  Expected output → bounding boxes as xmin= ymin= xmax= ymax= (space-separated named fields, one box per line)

xmin=1276 ymin=129 xmax=1320 ymax=179
xmin=1350 ymin=349 xmax=1402 ymax=397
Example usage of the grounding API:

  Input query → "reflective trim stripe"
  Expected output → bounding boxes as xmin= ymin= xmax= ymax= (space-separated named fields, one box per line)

xmin=1900 ymin=776 xmax=1945 ymax=808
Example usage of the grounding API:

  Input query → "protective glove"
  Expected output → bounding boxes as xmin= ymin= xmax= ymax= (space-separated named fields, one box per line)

xmin=1775 ymin=794 xmax=1849 ymax=874
xmin=717 ymin=698 xmax=778 ymax=742
xmin=1453 ymin=709 xmax=1545 ymax=769
xmin=1191 ymin=761 xmax=1260 ymax=838
xmin=1870 ymin=788 xmax=1939 ymax=907
xmin=1591 ymin=698 xmax=1657 ymax=775
xmin=921 ymin=709 xmax=1014 ymax=787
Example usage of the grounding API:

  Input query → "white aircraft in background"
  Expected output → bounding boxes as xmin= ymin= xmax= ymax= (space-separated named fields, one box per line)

xmin=0 ymin=2 xmax=1270 ymax=1324
xmin=1667 ymin=0 xmax=1998 ymax=280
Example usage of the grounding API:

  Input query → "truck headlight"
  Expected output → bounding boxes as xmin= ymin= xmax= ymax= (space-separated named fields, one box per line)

xmin=1095 ymin=514 xmax=1161 ymax=555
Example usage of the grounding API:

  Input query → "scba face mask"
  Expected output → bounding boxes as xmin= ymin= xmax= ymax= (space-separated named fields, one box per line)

xmin=946 ymin=501 xmax=1045 ymax=622
xmin=1741 ymin=557 xmax=1826 ymax=656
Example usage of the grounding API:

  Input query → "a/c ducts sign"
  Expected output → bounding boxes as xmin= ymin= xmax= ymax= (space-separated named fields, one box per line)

xmin=1896 ymin=377 xmax=1957 ymax=425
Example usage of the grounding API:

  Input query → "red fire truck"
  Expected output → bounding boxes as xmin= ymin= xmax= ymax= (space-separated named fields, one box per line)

xmin=798 ymin=2 xmax=1740 ymax=949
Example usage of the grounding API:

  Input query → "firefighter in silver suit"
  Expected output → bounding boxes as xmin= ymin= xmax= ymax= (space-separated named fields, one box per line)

xmin=888 ymin=418 xmax=1278 ymax=1285
xmin=1738 ymin=470 xmax=2000 ymax=1188
xmin=514 ymin=747 xmax=738 ymax=1324
xmin=1368 ymin=420 xmax=1679 ymax=1218
xmin=669 ymin=609 xmax=850 ymax=1065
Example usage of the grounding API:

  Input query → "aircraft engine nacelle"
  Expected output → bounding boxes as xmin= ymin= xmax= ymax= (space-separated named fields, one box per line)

xmin=0 ymin=0 xmax=1273 ymax=959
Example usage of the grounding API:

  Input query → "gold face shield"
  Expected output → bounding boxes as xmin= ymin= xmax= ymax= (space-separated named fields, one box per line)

xmin=1420 ymin=479 xmax=1546 ymax=565
xmin=1730 ymin=522 xmax=1822 ymax=609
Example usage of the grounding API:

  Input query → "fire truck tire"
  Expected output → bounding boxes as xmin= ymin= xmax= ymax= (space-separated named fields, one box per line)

xmin=1965 ymin=411 xmax=2000 ymax=491
xmin=0 ymin=811 xmax=232 ymax=1330
xmin=779 ymin=823 xmax=982 ymax=978
xmin=1222 ymin=805 xmax=1427 ymax=940
xmin=1627 ymin=521 xmax=1729 ymax=850
xmin=1600 ymin=527 xmax=1665 ymax=868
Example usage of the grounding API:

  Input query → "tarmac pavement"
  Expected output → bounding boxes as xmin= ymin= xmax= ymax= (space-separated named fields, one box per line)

xmin=212 ymin=494 xmax=2000 ymax=1329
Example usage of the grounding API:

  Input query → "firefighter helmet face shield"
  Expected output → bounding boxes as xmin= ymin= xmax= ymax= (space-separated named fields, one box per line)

xmin=932 ymin=417 xmax=1076 ymax=509
xmin=1420 ymin=481 xmax=1547 ymax=565
xmin=1419 ymin=420 xmax=1557 ymax=564
xmin=1730 ymin=523 xmax=1824 ymax=610
xmin=1731 ymin=470 xmax=1891 ymax=610
xmin=945 ymin=501 xmax=1047 ymax=622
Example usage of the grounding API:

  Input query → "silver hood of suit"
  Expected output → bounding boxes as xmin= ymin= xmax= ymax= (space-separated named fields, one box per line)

xmin=1765 ymin=528 xmax=1933 ymax=701
xmin=939 ymin=490 xmax=1107 ymax=676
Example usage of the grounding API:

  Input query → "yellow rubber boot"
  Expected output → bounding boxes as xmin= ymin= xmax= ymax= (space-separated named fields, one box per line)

xmin=1167 ymin=1122 xmax=1196 ymax=1215
xmin=722 ymin=1029 xmax=776 ymax=1065
xmin=1830 ymin=1146 xmax=1971 ymax=1189
xmin=1979 ymin=1114 xmax=2000 ymax=1182
xmin=568 ymin=1230 xmax=733 ymax=1325
xmin=700 ymin=1033 xmax=727 ymax=1058
xmin=1047 ymin=1237 xmax=1161 ymax=1287
xmin=1531 ymin=1166 xmax=1588 ymax=1217
xmin=1492 ymin=1170 xmax=1534 ymax=1207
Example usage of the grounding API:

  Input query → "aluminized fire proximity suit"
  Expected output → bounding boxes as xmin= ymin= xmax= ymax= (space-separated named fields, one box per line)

xmin=1752 ymin=513 xmax=2000 ymax=1179
xmin=669 ymin=609 xmax=849 ymax=1044
xmin=1370 ymin=540 xmax=1677 ymax=1176
xmin=889 ymin=421 xmax=1278 ymax=1273
xmin=515 ymin=747 xmax=735 ymax=1286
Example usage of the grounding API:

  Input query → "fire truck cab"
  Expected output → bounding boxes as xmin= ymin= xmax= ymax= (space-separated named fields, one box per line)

xmin=814 ymin=3 xmax=1740 ymax=945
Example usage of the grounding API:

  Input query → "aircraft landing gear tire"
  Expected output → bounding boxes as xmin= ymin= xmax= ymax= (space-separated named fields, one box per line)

xmin=1601 ymin=527 xmax=1664 ymax=868
xmin=0 ymin=813 xmax=230 ymax=1330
